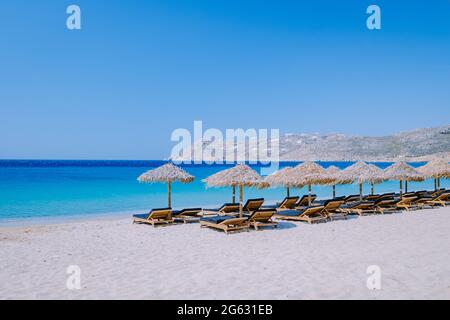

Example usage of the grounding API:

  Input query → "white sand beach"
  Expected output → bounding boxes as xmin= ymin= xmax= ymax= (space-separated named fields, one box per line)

xmin=1 ymin=207 xmax=450 ymax=300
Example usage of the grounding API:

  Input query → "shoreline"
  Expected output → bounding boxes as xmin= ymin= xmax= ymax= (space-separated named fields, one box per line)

xmin=0 ymin=200 xmax=283 ymax=229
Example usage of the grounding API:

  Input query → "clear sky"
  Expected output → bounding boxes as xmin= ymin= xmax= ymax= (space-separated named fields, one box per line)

xmin=1 ymin=0 xmax=450 ymax=159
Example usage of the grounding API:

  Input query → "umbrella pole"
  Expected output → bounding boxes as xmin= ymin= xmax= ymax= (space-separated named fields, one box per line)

xmin=239 ymin=184 xmax=243 ymax=218
xmin=332 ymin=185 xmax=336 ymax=199
xmin=168 ymin=181 xmax=172 ymax=208
xmin=405 ymin=180 xmax=408 ymax=193
xmin=438 ymin=177 xmax=441 ymax=190
xmin=359 ymin=179 xmax=363 ymax=201
xmin=308 ymin=184 xmax=312 ymax=206
xmin=400 ymin=180 xmax=403 ymax=199
xmin=371 ymin=182 xmax=374 ymax=195
xmin=287 ymin=187 xmax=290 ymax=198
xmin=434 ymin=179 xmax=437 ymax=191
xmin=232 ymin=185 xmax=236 ymax=203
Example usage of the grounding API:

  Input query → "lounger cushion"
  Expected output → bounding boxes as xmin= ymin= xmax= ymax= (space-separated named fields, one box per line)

xmin=341 ymin=201 xmax=373 ymax=209
xmin=276 ymin=210 xmax=301 ymax=217
xmin=133 ymin=213 xmax=150 ymax=219
xmin=204 ymin=203 xmax=238 ymax=212
xmin=172 ymin=208 xmax=202 ymax=216
xmin=200 ymin=215 xmax=237 ymax=224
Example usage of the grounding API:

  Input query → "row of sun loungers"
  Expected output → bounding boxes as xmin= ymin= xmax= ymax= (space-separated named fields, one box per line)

xmin=133 ymin=189 xmax=450 ymax=233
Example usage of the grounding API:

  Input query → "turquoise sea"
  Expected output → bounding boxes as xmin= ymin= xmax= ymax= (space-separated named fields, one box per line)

xmin=0 ymin=160 xmax=448 ymax=224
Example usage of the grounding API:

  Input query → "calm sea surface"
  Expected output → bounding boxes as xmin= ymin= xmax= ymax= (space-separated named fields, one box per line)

xmin=0 ymin=160 xmax=447 ymax=224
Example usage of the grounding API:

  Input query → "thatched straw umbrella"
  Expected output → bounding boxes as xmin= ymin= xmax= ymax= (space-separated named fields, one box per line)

xmin=338 ymin=161 xmax=385 ymax=200
xmin=417 ymin=158 xmax=450 ymax=191
xmin=290 ymin=162 xmax=335 ymax=206
xmin=265 ymin=167 xmax=301 ymax=197
xmin=138 ymin=163 xmax=194 ymax=208
xmin=203 ymin=164 xmax=267 ymax=217
xmin=203 ymin=168 xmax=239 ymax=203
xmin=383 ymin=162 xmax=424 ymax=197
xmin=326 ymin=166 xmax=341 ymax=198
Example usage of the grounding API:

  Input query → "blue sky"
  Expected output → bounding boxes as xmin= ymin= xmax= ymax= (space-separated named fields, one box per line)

xmin=1 ymin=0 xmax=449 ymax=159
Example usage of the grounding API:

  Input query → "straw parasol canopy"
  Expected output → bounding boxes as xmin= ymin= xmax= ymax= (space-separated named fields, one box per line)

xmin=338 ymin=161 xmax=385 ymax=200
xmin=265 ymin=167 xmax=300 ymax=197
xmin=290 ymin=161 xmax=335 ymax=205
xmin=326 ymin=165 xmax=341 ymax=198
xmin=203 ymin=164 xmax=267 ymax=217
xmin=383 ymin=162 xmax=424 ymax=196
xmin=138 ymin=162 xmax=194 ymax=208
xmin=326 ymin=165 xmax=341 ymax=175
xmin=417 ymin=158 xmax=450 ymax=190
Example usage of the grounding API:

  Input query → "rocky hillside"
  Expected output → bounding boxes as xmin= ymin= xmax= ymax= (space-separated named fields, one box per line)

xmin=171 ymin=125 xmax=450 ymax=162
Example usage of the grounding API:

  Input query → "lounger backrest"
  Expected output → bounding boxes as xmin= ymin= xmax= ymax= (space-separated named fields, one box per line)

xmin=248 ymin=209 xmax=276 ymax=222
xmin=302 ymin=206 xmax=324 ymax=216
xmin=434 ymin=192 xmax=450 ymax=201
xmin=243 ymin=198 xmax=265 ymax=212
xmin=365 ymin=194 xmax=380 ymax=201
xmin=433 ymin=189 xmax=446 ymax=196
xmin=344 ymin=195 xmax=360 ymax=202
xmin=176 ymin=208 xmax=202 ymax=216
xmin=398 ymin=196 xmax=417 ymax=204
xmin=279 ymin=196 xmax=300 ymax=209
xmin=297 ymin=195 xmax=316 ymax=206
xmin=219 ymin=203 xmax=240 ymax=213
xmin=381 ymin=192 xmax=395 ymax=197
xmin=149 ymin=208 xmax=172 ymax=220
xmin=219 ymin=217 xmax=248 ymax=226
xmin=376 ymin=194 xmax=394 ymax=202
xmin=354 ymin=201 xmax=374 ymax=209
xmin=375 ymin=199 xmax=396 ymax=206
xmin=403 ymin=192 xmax=416 ymax=198
xmin=324 ymin=200 xmax=344 ymax=211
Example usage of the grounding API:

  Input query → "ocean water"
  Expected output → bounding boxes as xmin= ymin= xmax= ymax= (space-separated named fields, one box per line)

xmin=0 ymin=160 xmax=448 ymax=224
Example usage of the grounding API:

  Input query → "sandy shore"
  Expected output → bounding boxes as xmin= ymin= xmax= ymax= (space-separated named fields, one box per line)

xmin=1 ymin=207 xmax=450 ymax=300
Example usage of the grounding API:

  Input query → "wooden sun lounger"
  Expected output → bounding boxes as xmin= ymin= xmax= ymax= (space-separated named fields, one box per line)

xmin=133 ymin=208 xmax=174 ymax=227
xmin=364 ymin=194 xmax=381 ymax=201
xmin=247 ymin=209 xmax=278 ymax=230
xmin=202 ymin=203 xmax=241 ymax=216
xmin=276 ymin=196 xmax=300 ymax=210
xmin=274 ymin=206 xmax=326 ymax=224
xmin=343 ymin=194 xmax=361 ymax=203
xmin=295 ymin=194 xmax=317 ymax=209
xmin=200 ymin=216 xmax=249 ymax=234
xmin=321 ymin=200 xmax=346 ymax=221
xmin=373 ymin=199 xmax=399 ymax=214
xmin=340 ymin=201 xmax=376 ymax=216
xmin=431 ymin=189 xmax=447 ymax=197
xmin=395 ymin=196 xmax=419 ymax=211
xmin=242 ymin=198 xmax=265 ymax=213
xmin=422 ymin=192 xmax=450 ymax=207
xmin=172 ymin=208 xmax=202 ymax=223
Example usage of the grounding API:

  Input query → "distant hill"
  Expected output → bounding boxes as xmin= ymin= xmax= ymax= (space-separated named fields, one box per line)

xmin=171 ymin=125 xmax=450 ymax=162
